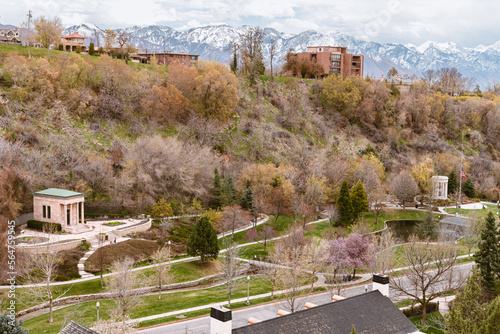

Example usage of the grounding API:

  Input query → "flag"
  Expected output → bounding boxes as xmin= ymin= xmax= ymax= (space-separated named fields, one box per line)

xmin=461 ymin=168 xmax=467 ymax=180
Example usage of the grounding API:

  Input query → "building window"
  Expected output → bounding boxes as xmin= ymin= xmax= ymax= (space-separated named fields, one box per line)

xmin=331 ymin=54 xmax=341 ymax=60
xmin=331 ymin=61 xmax=341 ymax=67
xmin=324 ymin=48 xmax=329 ymax=51
xmin=191 ymin=56 xmax=197 ymax=60
xmin=330 ymin=68 xmax=340 ymax=74
xmin=43 ymin=205 xmax=46 ymax=218
xmin=47 ymin=206 xmax=51 ymax=219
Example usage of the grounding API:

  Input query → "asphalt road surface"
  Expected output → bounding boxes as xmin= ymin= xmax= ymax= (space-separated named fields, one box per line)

xmin=138 ymin=262 xmax=473 ymax=334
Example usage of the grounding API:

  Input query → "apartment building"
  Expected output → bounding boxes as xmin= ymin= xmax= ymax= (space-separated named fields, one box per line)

xmin=288 ymin=46 xmax=364 ymax=79
xmin=135 ymin=51 xmax=198 ymax=67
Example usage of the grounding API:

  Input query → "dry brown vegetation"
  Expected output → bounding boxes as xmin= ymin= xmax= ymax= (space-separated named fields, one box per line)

xmin=84 ymin=239 xmax=159 ymax=273
xmin=2 ymin=49 xmax=500 ymax=224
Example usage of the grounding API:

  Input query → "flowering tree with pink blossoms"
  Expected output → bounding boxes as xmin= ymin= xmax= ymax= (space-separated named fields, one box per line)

xmin=329 ymin=233 xmax=373 ymax=279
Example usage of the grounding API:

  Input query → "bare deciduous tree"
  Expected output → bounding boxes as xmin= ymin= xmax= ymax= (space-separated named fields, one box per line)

xmin=222 ymin=204 xmax=251 ymax=236
xmin=390 ymin=171 xmax=419 ymax=209
xmin=151 ymin=247 xmax=174 ymax=300
xmin=20 ymin=226 xmax=70 ymax=323
xmin=390 ymin=236 xmax=463 ymax=321
xmin=303 ymin=238 xmax=329 ymax=289
xmin=92 ymin=310 xmax=137 ymax=333
xmin=33 ymin=16 xmax=64 ymax=57
xmin=107 ymin=257 xmax=145 ymax=327
xmin=369 ymin=229 xmax=398 ymax=275
xmin=221 ymin=238 xmax=244 ymax=307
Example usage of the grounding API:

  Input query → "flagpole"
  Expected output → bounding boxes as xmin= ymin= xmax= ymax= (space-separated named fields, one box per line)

xmin=456 ymin=132 xmax=463 ymax=216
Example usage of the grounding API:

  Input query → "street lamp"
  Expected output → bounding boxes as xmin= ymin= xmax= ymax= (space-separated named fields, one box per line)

xmin=96 ymin=301 xmax=100 ymax=321
xmin=168 ymin=240 xmax=171 ymax=267
xmin=246 ymin=276 xmax=251 ymax=305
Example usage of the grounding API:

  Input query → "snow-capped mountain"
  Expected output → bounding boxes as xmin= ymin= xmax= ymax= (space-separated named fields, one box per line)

xmin=64 ymin=23 xmax=500 ymax=87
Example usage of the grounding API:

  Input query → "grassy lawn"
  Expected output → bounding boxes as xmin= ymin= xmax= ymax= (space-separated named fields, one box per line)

xmin=22 ymin=276 xmax=271 ymax=334
xmin=218 ymin=215 xmax=297 ymax=248
xmin=238 ymin=241 xmax=275 ymax=260
xmin=410 ymin=312 xmax=446 ymax=334
xmin=10 ymin=259 xmax=224 ymax=312
xmin=137 ymin=295 xmax=275 ymax=328
xmin=444 ymin=203 xmax=498 ymax=216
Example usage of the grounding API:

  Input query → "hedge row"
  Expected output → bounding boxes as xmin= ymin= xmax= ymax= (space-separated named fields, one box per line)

xmin=27 ymin=220 xmax=62 ymax=232
xmin=402 ymin=302 xmax=439 ymax=318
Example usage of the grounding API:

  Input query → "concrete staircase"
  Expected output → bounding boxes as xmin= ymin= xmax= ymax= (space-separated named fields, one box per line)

xmin=77 ymin=244 xmax=98 ymax=279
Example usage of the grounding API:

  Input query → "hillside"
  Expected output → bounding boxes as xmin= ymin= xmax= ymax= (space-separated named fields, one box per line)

xmin=1 ymin=44 xmax=500 ymax=217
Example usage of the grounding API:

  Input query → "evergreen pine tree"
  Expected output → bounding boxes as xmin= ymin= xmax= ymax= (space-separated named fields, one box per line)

xmin=89 ymin=42 xmax=95 ymax=56
xmin=445 ymin=267 xmax=487 ymax=334
xmin=230 ymin=51 xmax=238 ymax=73
xmin=0 ymin=313 xmax=28 ymax=334
xmin=414 ymin=208 xmax=439 ymax=240
xmin=463 ymin=178 xmax=476 ymax=198
xmin=186 ymin=216 xmax=219 ymax=262
xmin=350 ymin=325 xmax=358 ymax=334
xmin=221 ymin=174 xmax=237 ymax=207
xmin=336 ymin=180 xmax=353 ymax=226
xmin=448 ymin=170 xmax=458 ymax=194
xmin=351 ymin=181 xmax=369 ymax=221
xmin=240 ymin=187 xmax=254 ymax=211
xmin=209 ymin=168 xmax=222 ymax=209
xmin=475 ymin=212 xmax=500 ymax=293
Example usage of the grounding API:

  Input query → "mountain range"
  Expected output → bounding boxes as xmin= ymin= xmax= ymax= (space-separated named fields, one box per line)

xmin=63 ymin=23 xmax=500 ymax=88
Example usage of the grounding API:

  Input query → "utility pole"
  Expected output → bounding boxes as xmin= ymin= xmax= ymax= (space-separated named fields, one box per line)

xmin=27 ymin=10 xmax=32 ymax=58
xmin=456 ymin=131 xmax=464 ymax=216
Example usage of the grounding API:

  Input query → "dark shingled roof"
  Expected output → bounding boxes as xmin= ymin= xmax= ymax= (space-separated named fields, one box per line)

xmin=232 ymin=290 xmax=420 ymax=334
xmin=59 ymin=321 xmax=99 ymax=334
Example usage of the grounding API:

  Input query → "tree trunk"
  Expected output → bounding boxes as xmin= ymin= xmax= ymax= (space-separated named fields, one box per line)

xmin=352 ymin=268 xmax=356 ymax=280
xmin=228 ymin=291 xmax=231 ymax=308
xmin=375 ymin=212 xmax=379 ymax=226
xmin=263 ymin=238 xmax=267 ymax=252
xmin=274 ymin=214 xmax=280 ymax=228
xmin=158 ymin=277 xmax=162 ymax=300
xmin=421 ymin=299 xmax=427 ymax=321
xmin=49 ymin=298 xmax=53 ymax=323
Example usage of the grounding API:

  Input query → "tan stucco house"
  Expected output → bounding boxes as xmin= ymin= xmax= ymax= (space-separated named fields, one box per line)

xmin=33 ymin=188 xmax=85 ymax=232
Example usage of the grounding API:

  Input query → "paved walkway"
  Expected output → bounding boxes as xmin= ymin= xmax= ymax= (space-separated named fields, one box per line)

xmin=1 ymin=216 xmax=270 ymax=289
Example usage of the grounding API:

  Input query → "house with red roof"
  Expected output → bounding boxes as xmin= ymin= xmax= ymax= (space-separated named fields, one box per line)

xmin=60 ymin=32 xmax=87 ymax=52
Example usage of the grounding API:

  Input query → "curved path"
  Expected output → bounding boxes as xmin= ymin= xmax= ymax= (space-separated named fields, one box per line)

xmin=0 ymin=216 xmax=270 ymax=289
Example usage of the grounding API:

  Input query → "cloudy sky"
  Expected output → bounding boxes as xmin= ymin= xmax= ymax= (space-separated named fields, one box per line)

xmin=2 ymin=0 xmax=500 ymax=47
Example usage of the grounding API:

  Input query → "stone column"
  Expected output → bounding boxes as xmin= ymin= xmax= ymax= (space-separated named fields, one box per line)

xmin=81 ymin=201 xmax=84 ymax=224
xmin=63 ymin=204 xmax=67 ymax=225
xmin=75 ymin=201 xmax=79 ymax=224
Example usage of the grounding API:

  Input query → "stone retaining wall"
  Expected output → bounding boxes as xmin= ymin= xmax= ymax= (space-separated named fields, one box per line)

xmin=18 ymin=239 xmax=84 ymax=254
xmin=113 ymin=220 xmax=151 ymax=237
xmin=17 ymin=272 xmax=227 ymax=317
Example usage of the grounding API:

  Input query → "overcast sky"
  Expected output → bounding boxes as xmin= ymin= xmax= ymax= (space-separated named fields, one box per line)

xmin=2 ymin=0 xmax=499 ymax=47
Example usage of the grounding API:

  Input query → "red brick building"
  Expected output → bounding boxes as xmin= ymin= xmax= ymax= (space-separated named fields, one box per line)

xmin=135 ymin=52 xmax=198 ymax=67
xmin=288 ymin=46 xmax=363 ymax=79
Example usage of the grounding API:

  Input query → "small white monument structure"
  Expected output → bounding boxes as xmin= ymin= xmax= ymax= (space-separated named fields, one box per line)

xmin=431 ymin=176 xmax=449 ymax=200
xmin=33 ymin=188 xmax=85 ymax=232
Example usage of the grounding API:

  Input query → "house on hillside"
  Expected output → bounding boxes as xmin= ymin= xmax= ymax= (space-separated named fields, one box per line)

xmin=0 ymin=28 xmax=22 ymax=45
xmin=136 ymin=51 xmax=198 ymax=67
xmin=60 ymin=32 xmax=87 ymax=52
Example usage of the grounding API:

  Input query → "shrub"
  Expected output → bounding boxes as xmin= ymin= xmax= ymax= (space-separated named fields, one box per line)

xmin=58 ymin=44 xmax=63 ymax=51
xmin=89 ymin=42 xmax=95 ymax=56
xmin=401 ymin=302 xmax=438 ymax=318
xmin=77 ymin=240 xmax=92 ymax=251
xmin=76 ymin=45 xmax=82 ymax=54
xmin=27 ymin=220 xmax=62 ymax=232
